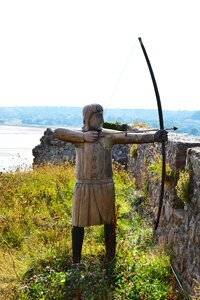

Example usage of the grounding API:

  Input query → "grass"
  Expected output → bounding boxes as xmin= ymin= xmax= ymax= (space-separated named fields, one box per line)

xmin=0 ymin=163 xmax=179 ymax=299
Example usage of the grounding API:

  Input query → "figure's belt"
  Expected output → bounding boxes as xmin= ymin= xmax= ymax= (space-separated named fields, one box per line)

xmin=76 ymin=178 xmax=113 ymax=184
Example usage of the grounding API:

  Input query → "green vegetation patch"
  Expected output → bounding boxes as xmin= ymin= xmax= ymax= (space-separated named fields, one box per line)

xmin=148 ymin=158 xmax=174 ymax=182
xmin=103 ymin=121 xmax=128 ymax=131
xmin=129 ymin=144 xmax=138 ymax=159
xmin=0 ymin=164 xmax=178 ymax=299
xmin=176 ymin=170 xmax=192 ymax=204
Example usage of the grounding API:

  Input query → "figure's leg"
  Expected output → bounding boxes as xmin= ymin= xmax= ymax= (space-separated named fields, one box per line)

xmin=104 ymin=224 xmax=116 ymax=261
xmin=72 ymin=226 xmax=84 ymax=263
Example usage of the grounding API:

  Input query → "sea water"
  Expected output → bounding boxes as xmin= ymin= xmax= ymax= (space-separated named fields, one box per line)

xmin=0 ymin=126 xmax=45 ymax=172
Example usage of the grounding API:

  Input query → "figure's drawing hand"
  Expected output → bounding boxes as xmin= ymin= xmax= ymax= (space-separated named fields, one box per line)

xmin=83 ymin=131 xmax=99 ymax=142
xmin=154 ymin=129 xmax=168 ymax=142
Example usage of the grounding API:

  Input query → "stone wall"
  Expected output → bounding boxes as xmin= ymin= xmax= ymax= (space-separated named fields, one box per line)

xmin=127 ymin=134 xmax=200 ymax=295
xmin=32 ymin=128 xmax=76 ymax=165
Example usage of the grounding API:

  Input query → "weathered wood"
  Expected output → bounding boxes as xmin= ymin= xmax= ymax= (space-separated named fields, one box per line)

xmin=54 ymin=109 xmax=156 ymax=227
xmin=53 ymin=104 xmax=166 ymax=262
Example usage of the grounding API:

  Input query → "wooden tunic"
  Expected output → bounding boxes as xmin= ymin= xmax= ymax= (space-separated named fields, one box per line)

xmin=54 ymin=128 xmax=155 ymax=227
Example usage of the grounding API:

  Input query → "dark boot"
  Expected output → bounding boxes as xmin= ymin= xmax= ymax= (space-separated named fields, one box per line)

xmin=104 ymin=224 xmax=116 ymax=261
xmin=72 ymin=226 xmax=84 ymax=263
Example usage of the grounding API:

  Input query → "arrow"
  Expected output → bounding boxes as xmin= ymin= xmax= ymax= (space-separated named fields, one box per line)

xmin=136 ymin=126 xmax=178 ymax=132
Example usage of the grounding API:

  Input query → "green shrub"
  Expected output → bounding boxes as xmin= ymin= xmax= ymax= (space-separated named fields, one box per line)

xmin=103 ymin=121 xmax=128 ymax=131
xmin=176 ymin=170 xmax=192 ymax=204
xmin=129 ymin=144 xmax=138 ymax=159
xmin=148 ymin=159 xmax=174 ymax=182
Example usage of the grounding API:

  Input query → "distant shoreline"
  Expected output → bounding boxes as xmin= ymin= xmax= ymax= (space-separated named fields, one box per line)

xmin=0 ymin=106 xmax=199 ymax=136
xmin=0 ymin=124 xmax=48 ymax=129
xmin=0 ymin=126 xmax=45 ymax=172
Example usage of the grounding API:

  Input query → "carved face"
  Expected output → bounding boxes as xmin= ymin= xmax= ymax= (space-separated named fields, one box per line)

xmin=89 ymin=111 xmax=104 ymax=131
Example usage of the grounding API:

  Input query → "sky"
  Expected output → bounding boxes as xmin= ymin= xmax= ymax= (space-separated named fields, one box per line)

xmin=0 ymin=0 xmax=200 ymax=111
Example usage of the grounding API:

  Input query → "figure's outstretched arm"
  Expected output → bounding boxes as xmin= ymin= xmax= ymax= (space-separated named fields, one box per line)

xmin=54 ymin=128 xmax=101 ymax=143
xmin=112 ymin=130 xmax=167 ymax=144
xmin=53 ymin=128 xmax=84 ymax=143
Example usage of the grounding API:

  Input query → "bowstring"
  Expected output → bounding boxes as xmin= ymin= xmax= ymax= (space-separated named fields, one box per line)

xmin=104 ymin=38 xmax=138 ymax=116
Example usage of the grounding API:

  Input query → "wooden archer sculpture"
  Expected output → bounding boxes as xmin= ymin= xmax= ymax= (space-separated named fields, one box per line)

xmin=53 ymin=103 xmax=167 ymax=263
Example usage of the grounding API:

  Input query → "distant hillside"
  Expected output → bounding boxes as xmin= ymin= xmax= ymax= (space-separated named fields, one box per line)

xmin=0 ymin=106 xmax=199 ymax=136
xmin=191 ymin=111 xmax=200 ymax=120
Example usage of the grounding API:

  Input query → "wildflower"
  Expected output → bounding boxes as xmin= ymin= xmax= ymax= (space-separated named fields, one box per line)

xmin=20 ymin=284 xmax=28 ymax=290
